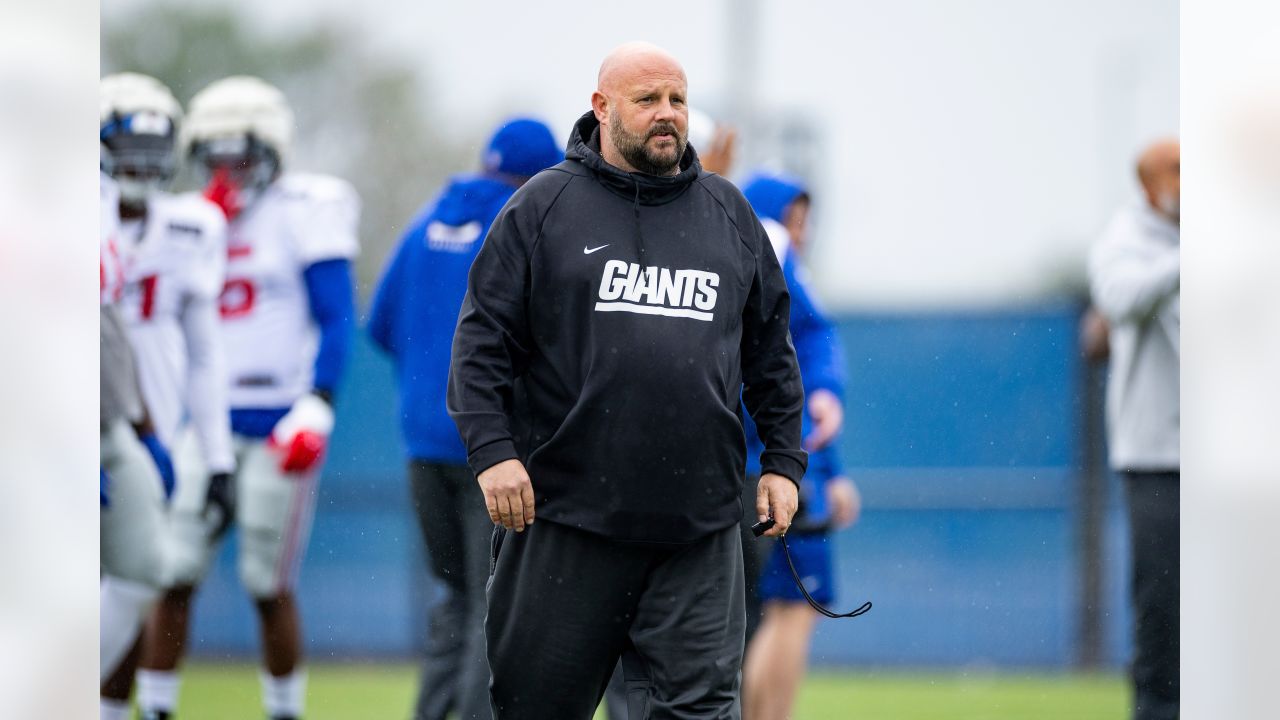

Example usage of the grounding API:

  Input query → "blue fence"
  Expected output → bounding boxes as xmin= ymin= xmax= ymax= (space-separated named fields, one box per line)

xmin=186 ymin=301 xmax=1134 ymax=668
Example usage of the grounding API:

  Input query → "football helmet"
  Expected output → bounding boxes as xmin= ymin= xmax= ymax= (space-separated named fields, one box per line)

xmin=686 ymin=107 xmax=716 ymax=154
xmin=99 ymin=73 xmax=182 ymax=205
xmin=183 ymin=76 xmax=294 ymax=218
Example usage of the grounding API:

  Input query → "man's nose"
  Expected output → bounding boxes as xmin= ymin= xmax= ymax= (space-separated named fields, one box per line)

xmin=653 ymin=97 xmax=676 ymax=122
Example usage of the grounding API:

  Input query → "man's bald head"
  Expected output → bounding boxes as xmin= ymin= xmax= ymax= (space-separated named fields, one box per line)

xmin=1136 ymin=138 xmax=1180 ymax=223
xmin=597 ymin=42 xmax=686 ymax=94
xmin=591 ymin=42 xmax=690 ymax=176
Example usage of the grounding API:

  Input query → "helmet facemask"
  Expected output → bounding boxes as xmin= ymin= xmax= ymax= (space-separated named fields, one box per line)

xmin=100 ymin=110 xmax=177 ymax=208
xmin=190 ymin=134 xmax=280 ymax=219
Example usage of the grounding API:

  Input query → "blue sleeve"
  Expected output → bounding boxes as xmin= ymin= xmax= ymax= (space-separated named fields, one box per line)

xmin=808 ymin=442 xmax=844 ymax=483
xmin=304 ymin=258 xmax=355 ymax=395
xmin=786 ymin=259 xmax=846 ymax=399
xmin=367 ymin=231 xmax=412 ymax=356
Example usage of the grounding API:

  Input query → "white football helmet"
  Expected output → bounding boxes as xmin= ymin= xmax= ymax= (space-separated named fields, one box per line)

xmin=686 ymin=107 xmax=716 ymax=155
xmin=100 ymin=73 xmax=182 ymax=205
xmin=183 ymin=76 xmax=294 ymax=215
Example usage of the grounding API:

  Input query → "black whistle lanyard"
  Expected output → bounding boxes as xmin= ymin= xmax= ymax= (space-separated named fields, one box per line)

xmin=752 ymin=518 xmax=873 ymax=619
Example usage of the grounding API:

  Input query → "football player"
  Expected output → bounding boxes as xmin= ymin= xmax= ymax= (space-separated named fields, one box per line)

xmin=99 ymin=72 xmax=236 ymax=719
xmin=99 ymin=167 xmax=171 ymax=720
xmin=136 ymin=76 xmax=359 ymax=720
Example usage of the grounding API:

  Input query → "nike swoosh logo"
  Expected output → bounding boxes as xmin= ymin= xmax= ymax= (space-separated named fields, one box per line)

xmin=584 ymin=244 xmax=610 ymax=255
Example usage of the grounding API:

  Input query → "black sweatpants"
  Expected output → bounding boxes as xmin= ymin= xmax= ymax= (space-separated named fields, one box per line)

xmin=409 ymin=460 xmax=493 ymax=720
xmin=606 ymin=477 xmax=765 ymax=720
xmin=486 ymin=519 xmax=745 ymax=720
xmin=1123 ymin=470 xmax=1179 ymax=720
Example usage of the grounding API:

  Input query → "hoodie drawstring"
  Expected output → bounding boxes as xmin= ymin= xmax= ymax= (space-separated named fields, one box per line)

xmin=632 ymin=176 xmax=646 ymax=259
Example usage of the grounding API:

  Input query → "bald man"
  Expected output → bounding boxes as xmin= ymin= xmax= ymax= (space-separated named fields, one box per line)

xmin=448 ymin=42 xmax=805 ymax=719
xmin=1089 ymin=139 xmax=1180 ymax=720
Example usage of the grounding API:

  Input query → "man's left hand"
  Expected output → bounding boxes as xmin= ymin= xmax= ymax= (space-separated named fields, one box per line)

xmin=756 ymin=473 xmax=799 ymax=537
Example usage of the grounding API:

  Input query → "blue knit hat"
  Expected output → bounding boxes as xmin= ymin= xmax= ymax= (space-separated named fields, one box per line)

xmin=483 ymin=117 xmax=562 ymax=178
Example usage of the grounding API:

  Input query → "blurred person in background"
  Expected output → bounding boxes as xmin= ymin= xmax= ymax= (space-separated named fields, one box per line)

xmin=99 ymin=167 xmax=177 ymax=715
xmin=367 ymin=117 xmax=562 ymax=720
xmin=739 ymin=171 xmax=861 ymax=720
xmin=1088 ymin=138 xmax=1179 ymax=720
xmin=99 ymin=71 xmax=235 ymax=720
xmin=738 ymin=172 xmax=852 ymax=642
xmin=136 ymin=76 xmax=359 ymax=720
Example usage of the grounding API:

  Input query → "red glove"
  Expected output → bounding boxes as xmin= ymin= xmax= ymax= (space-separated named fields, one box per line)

xmin=268 ymin=394 xmax=335 ymax=474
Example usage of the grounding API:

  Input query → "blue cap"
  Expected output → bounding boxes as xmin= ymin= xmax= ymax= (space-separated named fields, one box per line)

xmin=483 ymin=117 xmax=562 ymax=178
xmin=741 ymin=171 xmax=809 ymax=224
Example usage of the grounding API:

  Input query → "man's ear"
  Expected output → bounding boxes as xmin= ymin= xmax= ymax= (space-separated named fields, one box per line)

xmin=1141 ymin=182 xmax=1160 ymax=211
xmin=591 ymin=91 xmax=609 ymax=125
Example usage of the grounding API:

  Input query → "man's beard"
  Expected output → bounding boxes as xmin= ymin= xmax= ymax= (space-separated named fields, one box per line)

xmin=609 ymin=108 xmax=686 ymax=176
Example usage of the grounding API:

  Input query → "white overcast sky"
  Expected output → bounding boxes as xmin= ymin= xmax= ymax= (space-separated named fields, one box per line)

xmin=103 ymin=0 xmax=1179 ymax=310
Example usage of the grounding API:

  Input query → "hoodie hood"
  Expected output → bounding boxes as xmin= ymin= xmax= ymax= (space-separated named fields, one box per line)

xmin=565 ymin=111 xmax=701 ymax=206
xmin=741 ymin=172 xmax=808 ymax=224
xmin=431 ymin=173 xmax=518 ymax=227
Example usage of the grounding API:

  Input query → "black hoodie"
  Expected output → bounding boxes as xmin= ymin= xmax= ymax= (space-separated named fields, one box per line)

xmin=447 ymin=111 xmax=806 ymax=544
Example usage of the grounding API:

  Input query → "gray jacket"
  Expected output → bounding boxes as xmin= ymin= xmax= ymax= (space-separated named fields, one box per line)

xmin=1089 ymin=201 xmax=1180 ymax=471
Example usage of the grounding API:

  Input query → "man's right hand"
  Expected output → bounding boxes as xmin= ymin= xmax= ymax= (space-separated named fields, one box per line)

xmin=477 ymin=459 xmax=536 ymax=532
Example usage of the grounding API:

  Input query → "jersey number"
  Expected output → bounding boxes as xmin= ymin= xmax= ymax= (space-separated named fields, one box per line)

xmin=139 ymin=275 xmax=159 ymax=320
xmin=219 ymin=278 xmax=256 ymax=318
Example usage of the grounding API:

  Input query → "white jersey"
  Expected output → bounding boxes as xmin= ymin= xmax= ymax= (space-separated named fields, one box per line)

xmin=219 ymin=173 xmax=360 ymax=410
xmin=117 ymin=192 xmax=235 ymax=473
xmin=101 ymin=175 xmax=125 ymax=306
xmin=101 ymin=176 xmax=144 ymax=425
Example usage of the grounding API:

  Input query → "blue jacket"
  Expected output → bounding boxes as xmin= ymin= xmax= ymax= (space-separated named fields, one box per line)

xmin=741 ymin=173 xmax=848 ymax=519
xmin=368 ymin=174 xmax=520 ymax=462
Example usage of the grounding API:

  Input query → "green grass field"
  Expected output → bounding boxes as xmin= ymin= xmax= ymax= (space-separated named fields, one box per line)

xmin=167 ymin=662 xmax=1129 ymax=719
